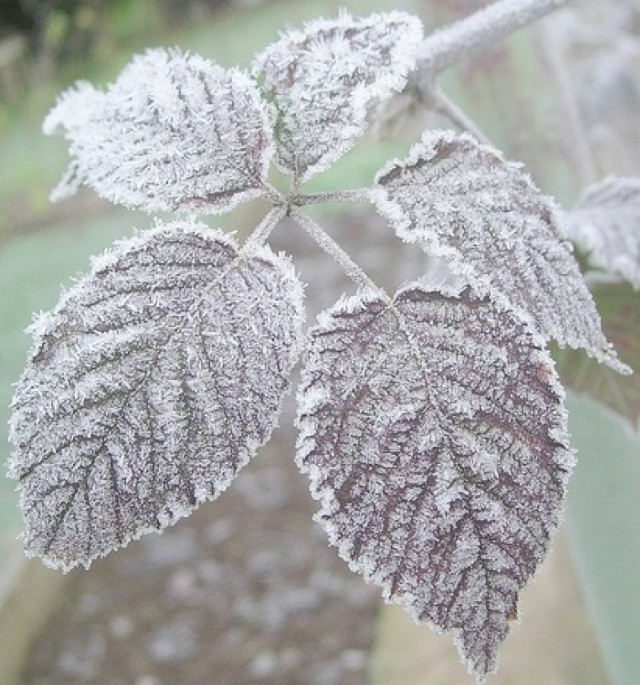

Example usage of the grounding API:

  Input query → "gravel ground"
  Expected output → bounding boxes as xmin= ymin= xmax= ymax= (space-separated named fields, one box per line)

xmin=21 ymin=428 xmax=379 ymax=685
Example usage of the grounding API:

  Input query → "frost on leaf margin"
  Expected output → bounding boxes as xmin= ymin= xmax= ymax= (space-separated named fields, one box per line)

xmin=296 ymin=282 xmax=574 ymax=681
xmin=8 ymin=221 xmax=304 ymax=571
xmin=568 ymin=176 xmax=640 ymax=290
xmin=373 ymin=130 xmax=627 ymax=373
xmin=44 ymin=49 xmax=273 ymax=214
xmin=252 ymin=11 xmax=422 ymax=182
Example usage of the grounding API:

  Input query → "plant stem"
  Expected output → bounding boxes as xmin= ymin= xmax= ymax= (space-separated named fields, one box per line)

xmin=416 ymin=0 xmax=569 ymax=82
xmin=260 ymin=181 xmax=287 ymax=206
xmin=290 ymin=208 xmax=381 ymax=292
xmin=432 ymin=88 xmax=491 ymax=144
xmin=244 ymin=206 xmax=286 ymax=247
xmin=292 ymin=189 xmax=373 ymax=206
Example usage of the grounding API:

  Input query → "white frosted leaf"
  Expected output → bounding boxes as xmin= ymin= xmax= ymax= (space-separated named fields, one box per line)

xmin=44 ymin=49 xmax=273 ymax=213
xmin=296 ymin=282 xmax=574 ymax=682
xmin=373 ymin=130 xmax=626 ymax=372
xmin=568 ymin=176 xmax=640 ymax=289
xmin=8 ymin=221 xmax=304 ymax=571
xmin=252 ymin=11 xmax=422 ymax=181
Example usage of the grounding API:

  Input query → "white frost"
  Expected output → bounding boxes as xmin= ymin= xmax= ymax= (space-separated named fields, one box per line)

xmin=568 ymin=176 xmax=640 ymax=290
xmin=373 ymin=129 xmax=627 ymax=373
xmin=44 ymin=49 xmax=273 ymax=214
xmin=8 ymin=220 xmax=305 ymax=571
xmin=252 ymin=11 xmax=423 ymax=181
xmin=296 ymin=281 xmax=573 ymax=679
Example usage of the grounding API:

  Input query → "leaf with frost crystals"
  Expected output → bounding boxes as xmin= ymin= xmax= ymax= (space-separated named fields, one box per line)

xmin=44 ymin=49 xmax=273 ymax=213
xmin=555 ymin=282 xmax=640 ymax=432
xmin=8 ymin=221 xmax=304 ymax=571
xmin=568 ymin=176 xmax=640 ymax=289
xmin=373 ymin=130 xmax=627 ymax=373
xmin=252 ymin=11 xmax=422 ymax=182
xmin=296 ymin=282 xmax=574 ymax=682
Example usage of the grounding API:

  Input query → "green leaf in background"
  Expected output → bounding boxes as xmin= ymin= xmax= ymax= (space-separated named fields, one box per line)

xmin=566 ymin=392 xmax=640 ymax=685
xmin=555 ymin=282 xmax=640 ymax=432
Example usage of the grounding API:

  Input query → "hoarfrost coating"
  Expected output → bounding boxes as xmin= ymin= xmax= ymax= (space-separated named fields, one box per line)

xmin=295 ymin=282 xmax=574 ymax=676
xmin=373 ymin=130 xmax=628 ymax=372
xmin=44 ymin=49 xmax=274 ymax=213
xmin=9 ymin=222 xmax=305 ymax=571
xmin=11 ymin=6 xmax=634 ymax=683
xmin=568 ymin=176 xmax=640 ymax=290
xmin=252 ymin=11 xmax=423 ymax=181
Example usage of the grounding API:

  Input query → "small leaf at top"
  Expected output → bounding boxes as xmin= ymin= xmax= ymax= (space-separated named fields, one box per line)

xmin=555 ymin=281 xmax=640 ymax=432
xmin=8 ymin=221 xmax=304 ymax=571
xmin=568 ymin=176 xmax=640 ymax=289
xmin=373 ymin=130 xmax=627 ymax=373
xmin=252 ymin=11 xmax=423 ymax=182
xmin=44 ymin=49 xmax=273 ymax=214
xmin=296 ymin=282 xmax=573 ymax=682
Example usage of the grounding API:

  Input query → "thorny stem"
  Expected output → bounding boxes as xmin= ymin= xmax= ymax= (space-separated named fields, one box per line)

xmin=415 ymin=0 xmax=569 ymax=87
xmin=244 ymin=206 xmax=286 ymax=248
xmin=290 ymin=208 xmax=381 ymax=293
xmin=292 ymin=189 xmax=373 ymax=206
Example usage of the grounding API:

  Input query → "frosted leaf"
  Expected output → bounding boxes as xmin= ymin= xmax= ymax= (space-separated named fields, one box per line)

xmin=296 ymin=282 xmax=573 ymax=681
xmin=555 ymin=282 xmax=640 ymax=432
xmin=252 ymin=11 xmax=422 ymax=181
xmin=44 ymin=49 xmax=273 ymax=213
xmin=568 ymin=176 xmax=640 ymax=289
xmin=8 ymin=221 xmax=304 ymax=571
xmin=373 ymin=130 xmax=626 ymax=372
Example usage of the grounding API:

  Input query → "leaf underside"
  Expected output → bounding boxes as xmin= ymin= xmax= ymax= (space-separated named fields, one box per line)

xmin=568 ymin=176 xmax=640 ymax=289
xmin=373 ymin=130 xmax=626 ymax=372
xmin=44 ymin=49 xmax=273 ymax=214
xmin=252 ymin=11 xmax=423 ymax=181
xmin=8 ymin=221 xmax=304 ymax=571
xmin=555 ymin=281 xmax=640 ymax=432
xmin=296 ymin=282 xmax=573 ymax=681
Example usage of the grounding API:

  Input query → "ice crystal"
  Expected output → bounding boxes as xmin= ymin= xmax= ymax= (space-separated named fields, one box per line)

xmin=568 ymin=176 xmax=640 ymax=290
xmin=8 ymin=221 xmax=304 ymax=570
xmin=252 ymin=11 xmax=423 ymax=181
xmin=44 ymin=49 xmax=273 ymax=213
xmin=296 ymin=282 xmax=574 ymax=682
xmin=373 ymin=130 xmax=626 ymax=372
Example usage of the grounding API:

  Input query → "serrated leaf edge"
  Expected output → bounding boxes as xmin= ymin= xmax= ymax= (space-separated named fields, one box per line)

xmin=8 ymin=220 xmax=306 ymax=571
xmin=295 ymin=280 xmax=575 ymax=682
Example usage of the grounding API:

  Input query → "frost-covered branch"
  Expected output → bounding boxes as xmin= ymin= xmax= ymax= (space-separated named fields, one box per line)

xmin=416 ymin=0 xmax=569 ymax=82
xmin=291 ymin=208 xmax=380 ymax=292
xmin=431 ymin=88 xmax=491 ymax=144
xmin=244 ymin=206 xmax=286 ymax=247
xmin=292 ymin=189 xmax=373 ymax=206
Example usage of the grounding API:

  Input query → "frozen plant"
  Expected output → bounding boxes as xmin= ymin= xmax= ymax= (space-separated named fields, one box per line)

xmin=7 ymin=2 xmax=640 ymax=683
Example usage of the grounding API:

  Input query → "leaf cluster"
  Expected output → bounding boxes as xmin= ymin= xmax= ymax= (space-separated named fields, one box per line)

xmin=8 ymin=10 xmax=639 ymax=683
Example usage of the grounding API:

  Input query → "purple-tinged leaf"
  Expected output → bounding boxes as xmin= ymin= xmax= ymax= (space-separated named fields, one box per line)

xmin=296 ymin=282 xmax=573 ymax=682
xmin=555 ymin=281 xmax=640 ymax=432
xmin=373 ymin=130 xmax=627 ymax=373
xmin=8 ymin=221 xmax=304 ymax=571
xmin=252 ymin=11 xmax=422 ymax=182
xmin=568 ymin=176 xmax=640 ymax=289
xmin=44 ymin=49 xmax=273 ymax=214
